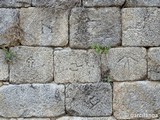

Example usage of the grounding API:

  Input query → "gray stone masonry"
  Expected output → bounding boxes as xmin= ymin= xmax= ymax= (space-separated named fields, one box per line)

xmin=0 ymin=84 xmax=65 ymax=117
xmin=54 ymin=48 xmax=101 ymax=83
xmin=70 ymin=7 xmax=121 ymax=48
xmin=113 ymin=81 xmax=160 ymax=119
xmin=66 ymin=83 xmax=112 ymax=116
xmin=107 ymin=47 xmax=147 ymax=81
xmin=10 ymin=46 xmax=54 ymax=83
xmin=0 ymin=0 xmax=31 ymax=7
xmin=122 ymin=8 xmax=160 ymax=47
xmin=20 ymin=8 xmax=68 ymax=46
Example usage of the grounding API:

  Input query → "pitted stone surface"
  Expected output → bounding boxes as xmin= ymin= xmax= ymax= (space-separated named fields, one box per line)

xmin=54 ymin=48 xmax=101 ymax=83
xmin=113 ymin=81 xmax=160 ymax=119
xmin=0 ymin=0 xmax=31 ymax=7
xmin=70 ymin=8 xmax=121 ymax=48
xmin=108 ymin=47 xmax=147 ymax=81
xmin=0 ymin=9 xmax=19 ymax=46
xmin=0 ymin=50 xmax=9 ymax=81
xmin=125 ymin=0 xmax=160 ymax=7
xmin=122 ymin=8 xmax=160 ymax=46
xmin=10 ymin=46 xmax=53 ymax=83
xmin=83 ymin=0 xmax=125 ymax=7
xmin=66 ymin=83 xmax=112 ymax=116
xmin=148 ymin=48 xmax=160 ymax=80
xmin=56 ymin=116 xmax=116 ymax=120
xmin=20 ymin=8 xmax=68 ymax=46
xmin=0 ymin=84 xmax=65 ymax=117
xmin=32 ymin=0 xmax=80 ymax=7
xmin=18 ymin=119 xmax=50 ymax=120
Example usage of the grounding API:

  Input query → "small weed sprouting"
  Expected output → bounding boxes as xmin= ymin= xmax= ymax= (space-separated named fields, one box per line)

xmin=2 ymin=47 xmax=16 ymax=63
xmin=103 ymin=75 xmax=113 ymax=83
xmin=91 ymin=44 xmax=110 ymax=54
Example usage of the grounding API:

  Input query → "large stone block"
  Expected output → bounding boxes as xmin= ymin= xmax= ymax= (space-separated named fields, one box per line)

xmin=0 ymin=50 xmax=9 ymax=81
xmin=54 ymin=48 xmax=101 ymax=83
xmin=113 ymin=81 xmax=160 ymax=119
xmin=83 ymin=0 xmax=125 ymax=7
xmin=20 ymin=8 xmax=68 ymax=46
xmin=70 ymin=8 xmax=121 ymax=48
xmin=148 ymin=48 xmax=160 ymax=80
xmin=0 ymin=0 xmax=31 ymax=7
xmin=0 ymin=9 xmax=20 ymax=46
xmin=10 ymin=46 xmax=53 ymax=83
xmin=56 ymin=116 xmax=116 ymax=120
xmin=32 ymin=0 xmax=80 ymax=8
xmin=66 ymin=83 xmax=112 ymax=116
xmin=125 ymin=0 xmax=160 ymax=7
xmin=0 ymin=84 xmax=65 ymax=117
xmin=122 ymin=8 xmax=160 ymax=46
xmin=107 ymin=47 xmax=147 ymax=81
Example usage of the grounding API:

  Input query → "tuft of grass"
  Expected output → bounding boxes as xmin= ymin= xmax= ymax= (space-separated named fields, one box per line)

xmin=103 ymin=75 xmax=113 ymax=83
xmin=91 ymin=44 xmax=110 ymax=54
xmin=2 ymin=47 xmax=16 ymax=63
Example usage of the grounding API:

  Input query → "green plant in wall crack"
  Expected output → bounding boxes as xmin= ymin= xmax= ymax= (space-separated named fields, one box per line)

xmin=103 ymin=75 xmax=113 ymax=83
xmin=91 ymin=44 xmax=111 ymax=54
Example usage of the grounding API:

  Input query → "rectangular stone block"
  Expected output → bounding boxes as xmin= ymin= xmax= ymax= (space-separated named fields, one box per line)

xmin=113 ymin=81 xmax=160 ymax=119
xmin=125 ymin=0 xmax=160 ymax=7
xmin=0 ymin=0 xmax=31 ymax=7
xmin=66 ymin=83 xmax=112 ymax=116
xmin=0 ymin=84 xmax=65 ymax=117
xmin=70 ymin=8 xmax=121 ymax=48
xmin=148 ymin=48 xmax=160 ymax=80
xmin=32 ymin=0 xmax=81 ymax=7
xmin=18 ymin=119 xmax=50 ymax=120
xmin=122 ymin=8 xmax=160 ymax=46
xmin=0 ymin=50 xmax=9 ymax=81
xmin=0 ymin=8 xmax=20 ymax=46
xmin=54 ymin=48 xmax=101 ymax=83
xmin=56 ymin=116 xmax=116 ymax=120
xmin=83 ymin=0 xmax=125 ymax=7
xmin=10 ymin=46 xmax=53 ymax=83
xmin=20 ymin=8 xmax=68 ymax=46
xmin=107 ymin=47 xmax=147 ymax=81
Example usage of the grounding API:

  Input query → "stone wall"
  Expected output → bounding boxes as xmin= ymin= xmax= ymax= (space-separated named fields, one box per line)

xmin=0 ymin=0 xmax=160 ymax=120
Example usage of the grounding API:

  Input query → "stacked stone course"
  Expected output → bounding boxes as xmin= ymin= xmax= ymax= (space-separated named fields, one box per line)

xmin=0 ymin=0 xmax=160 ymax=120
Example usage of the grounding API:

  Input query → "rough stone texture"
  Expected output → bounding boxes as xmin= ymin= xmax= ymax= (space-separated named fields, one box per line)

xmin=0 ymin=9 xmax=20 ymax=46
xmin=0 ymin=0 xmax=31 ymax=7
xmin=122 ymin=8 xmax=160 ymax=47
xmin=54 ymin=48 xmax=101 ymax=83
xmin=83 ymin=0 xmax=125 ymax=7
xmin=0 ymin=84 xmax=65 ymax=117
xmin=18 ymin=119 xmax=50 ymax=120
xmin=56 ymin=116 xmax=116 ymax=120
xmin=113 ymin=81 xmax=160 ymax=119
xmin=20 ymin=8 xmax=68 ymax=46
xmin=70 ymin=8 xmax=121 ymax=48
xmin=101 ymin=53 xmax=109 ymax=78
xmin=66 ymin=83 xmax=112 ymax=116
xmin=32 ymin=0 xmax=81 ymax=7
xmin=148 ymin=48 xmax=160 ymax=80
xmin=0 ymin=50 xmax=9 ymax=81
xmin=10 ymin=46 xmax=53 ymax=83
xmin=107 ymin=47 xmax=147 ymax=81
xmin=125 ymin=0 xmax=160 ymax=7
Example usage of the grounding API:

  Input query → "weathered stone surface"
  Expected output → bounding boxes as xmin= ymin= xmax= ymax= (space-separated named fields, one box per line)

xmin=56 ymin=116 xmax=116 ymax=120
xmin=122 ymin=8 xmax=160 ymax=46
xmin=18 ymin=119 xmax=50 ymax=120
xmin=70 ymin=8 xmax=121 ymax=48
xmin=125 ymin=0 xmax=160 ymax=7
xmin=66 ymin=83 xmax=112 ymax=116
xmin=54 ymin=48 xmax=101 ymax=83
xmin=0 ymin=50 xmax=9 ymax=81
xmin=0 ymin=9 xmax=20 ymax=46
xmin=32 ymin=0 xmax=80 ymax=8
xmin=0 ymin=0 xmax=31 ymax=7
xmin=101 ymin=53 xmax=109 ymax=78
xmin=10 ymin=46 xmax=53 ymax=83
xmin=107 ymin=47 xmax=147 ymax=81
xmin=0 ymin=84 xmax=65 ymax=117
xmin=83 ymin=0 xmax=125 ymax=7
xmin=148 ymin=48 xmax=160 ymax=80
xmin=20 ymin=8 xmax=68 ymax=46
xmin=113 ymin=81 xmax=160 ymax=119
